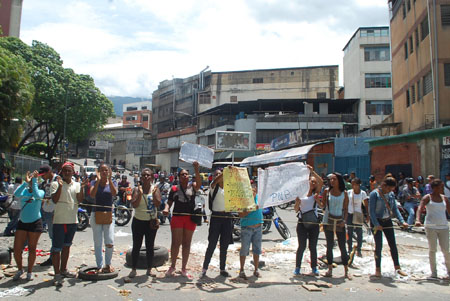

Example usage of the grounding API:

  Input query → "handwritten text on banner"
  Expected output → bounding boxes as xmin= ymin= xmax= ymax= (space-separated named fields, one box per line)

xmin=223 ymin=167 xmax=256 ymax=212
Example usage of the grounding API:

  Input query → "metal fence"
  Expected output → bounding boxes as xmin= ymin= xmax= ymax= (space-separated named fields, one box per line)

xmin=1 ymin=153 xmax=49 ymax=176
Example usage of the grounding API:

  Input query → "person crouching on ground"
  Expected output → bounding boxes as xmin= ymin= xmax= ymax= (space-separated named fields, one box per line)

xmin=294 ymin=165 xmax=324 ymax=276
xmin=12 ymin=171 xmax=44 ymax=281
xmin=89 ymin=164 xmax=117 ymax=274
xmin=415 ymin=179 xmax=450 ymax=280
xmin=127 ymin=168 xmax=161 ymax=279
xmin=239 ymin=182 xmax=263 ymax=279
xmin=201 ymin=168 xmax=233 ymax=278
xmin=51 ymin=162 xmax=87 ymax=286
xmin=163 ymin=161 xmax=201 ymax=280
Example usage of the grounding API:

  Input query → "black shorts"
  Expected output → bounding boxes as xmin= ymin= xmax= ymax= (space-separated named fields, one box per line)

xmin=17 ymin=218 xmax=44 ymax=233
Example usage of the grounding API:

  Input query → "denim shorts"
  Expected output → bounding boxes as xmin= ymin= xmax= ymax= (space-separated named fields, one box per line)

xmin=240 ymin=225 xmax=262 ymax=256
xmin=51 ymin=224 xmax=77 ymax=252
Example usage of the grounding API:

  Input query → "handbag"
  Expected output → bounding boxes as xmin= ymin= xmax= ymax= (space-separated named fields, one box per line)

xmin=95 ymin=211 xmax=112 ymax=224
xmin=180 ymin=185 xmax=202 ymax=226
xmin=149 ymin=218 xmax=160 ymax=230
xmin=300 ymin=197 xmax=318 ymax=229
xmin=351 ymin=192 xmax=364 ymax=225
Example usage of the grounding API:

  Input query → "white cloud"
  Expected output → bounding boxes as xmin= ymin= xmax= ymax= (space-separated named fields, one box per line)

xmin=20 ymin=0 xmax=389 ymax=97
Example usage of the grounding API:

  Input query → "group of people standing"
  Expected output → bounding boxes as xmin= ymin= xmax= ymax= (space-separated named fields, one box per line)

xmin=5 ymin=160 xmax=450 ymax=287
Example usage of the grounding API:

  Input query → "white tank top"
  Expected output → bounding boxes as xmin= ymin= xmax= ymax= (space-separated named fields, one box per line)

xmin=425 ymin=195 xmax=449 ymax=230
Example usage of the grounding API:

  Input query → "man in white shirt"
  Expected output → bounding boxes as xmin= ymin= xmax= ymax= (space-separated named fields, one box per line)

xmin=50 ymin=162 xmax=87 ymax=286
xmin=201 ymin=169 xmax=233 ymax=278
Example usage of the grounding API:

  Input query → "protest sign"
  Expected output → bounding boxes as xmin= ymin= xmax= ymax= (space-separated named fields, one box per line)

xmin=223 ymin=167 xmax=256 ymax=212
xmin=179 ymin=142 xmax=214 ymax=168
xmin=257 ymin=162 xmax=310 ymax=208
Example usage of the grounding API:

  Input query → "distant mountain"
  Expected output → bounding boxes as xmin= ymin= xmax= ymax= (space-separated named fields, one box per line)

xmin=107 ymin=96 xmax=152 ymax=116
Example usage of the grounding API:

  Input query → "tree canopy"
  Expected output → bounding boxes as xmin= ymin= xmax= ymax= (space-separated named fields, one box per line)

xmin=0 ymin=37 xmax=114 ymax=159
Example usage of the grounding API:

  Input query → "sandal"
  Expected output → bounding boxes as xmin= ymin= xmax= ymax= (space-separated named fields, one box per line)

xmin=253 ymin=270 xmax=261 ymax=278
xmin=101 ymin=266 xmax=115 ymax=273
xmin=345 ymin=273 xmax=353 ymax=280
xmin=396 ymin=269 xmax=407 ymax=277
xmin=165 ymin=266 xmax=175 ymax=277
xmin=239 ymin=271 xmax=247 ymax=280
xmin=181 ymin=270 xmax=193 ymax=280
xmin=323 ymin=270 xmax=333 ymax=277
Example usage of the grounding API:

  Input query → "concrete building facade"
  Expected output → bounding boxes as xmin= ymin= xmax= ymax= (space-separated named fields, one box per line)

xmin=122 ymin=101 xmax=152 ymax=130
xmin=0 ymin=0 xmax=22 ymax=37
xmin=389 ymin=0 xmax=450 ymax=133
xmin=151 ymin=66 xmax=360 ymax=173
xmin=343 ymin=26 xmax=393 ymax=131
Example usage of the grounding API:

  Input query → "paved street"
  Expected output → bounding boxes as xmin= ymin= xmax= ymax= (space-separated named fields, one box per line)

xmin=0 ymin=200 xmax=449 ymax=300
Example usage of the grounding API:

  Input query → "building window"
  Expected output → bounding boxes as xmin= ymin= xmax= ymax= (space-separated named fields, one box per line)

xmin=406 ymin=89 xmax=410 ymax=107
xmin=441 ymin=5 xmax=450 ymax=26
xmin=415 ymin=29 xmax=419 ymax=47
xmin=199 ymin=93 xmax=211 ymax=104
xmin=207 ymin=134 xmax=215 ymax=146
xmin=417 ymin=79 xmax=422 ymax=100
xmin=404 ymin=42 xmax=408 ymax=60
xmin=444 ymin=64 xmax=450 ymax=86
xmin=421 ymin=15 xmax=429 ymax=40
xmin=409 ymin=36 xmax=413 ymax=54
xmin=316 ymin=92 xmax=326 ymax=99
xmin=126 ymin=115 xmax=137 ymax=121
xmin=407 ymin=0 xmax=411 ymax=11
xmin=364 ymin=46 xmax=390 ymax=61
xmin=290 ymin=72 xmax=294 ymax=75
xmin=411 ymin=85 xmax=416 ymax=104
xmin=142 ymin=115 xmax=149 ymax=121
xmin=360 ymin=28 xmax=389 ymax=37
xmin=126 ymin=106 xmax=138 ymax=111
xmin=423 ymin=72 xmax=433 ymax=95
xmin=365 ymin=73 xmax=391 ymax=88
xmin=402 ymin=3 xmax=406 ymax=19
xmin=230 ymin=96 xmax=237 ymax=103
xmin=141 ymin=106 xmax=147 ymax=110
xmin=252 ymin=78 xmax=263 ymax=84
xmin=366 ymin=100 xmax=392 ymax=115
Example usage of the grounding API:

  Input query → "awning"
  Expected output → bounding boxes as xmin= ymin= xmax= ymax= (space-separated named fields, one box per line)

xmin=240 ymin=144 xmax=315 ymax=167
xmin=214 ymin=150 xmax=258 ymax=160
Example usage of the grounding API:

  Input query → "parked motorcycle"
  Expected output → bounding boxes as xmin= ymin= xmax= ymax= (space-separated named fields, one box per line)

xmin=114 ymin=196 xmax=132 ymax=226
xmin=77 ymin=207 xmax=89 ymax=231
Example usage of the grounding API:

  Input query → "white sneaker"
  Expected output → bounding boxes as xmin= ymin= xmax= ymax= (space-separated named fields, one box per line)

xmin=26 ymin=272 xmax=33 ymax=281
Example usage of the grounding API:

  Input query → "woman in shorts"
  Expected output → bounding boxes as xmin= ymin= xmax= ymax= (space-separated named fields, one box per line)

xmin=13 ymin=170 xmax=45 ymax=281
xmin=163 ymin=161 xmax=201 ymax=279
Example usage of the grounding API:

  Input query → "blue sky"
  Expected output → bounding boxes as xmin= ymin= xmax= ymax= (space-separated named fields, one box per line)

xmin=20 ymin=0 xmax=389 ymax=97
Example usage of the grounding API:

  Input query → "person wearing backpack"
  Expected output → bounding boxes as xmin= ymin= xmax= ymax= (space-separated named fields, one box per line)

xmin=201 ymin=168 xmax=233 ymax=278
xmin=293 ymin=165 xmax=323 ymax=276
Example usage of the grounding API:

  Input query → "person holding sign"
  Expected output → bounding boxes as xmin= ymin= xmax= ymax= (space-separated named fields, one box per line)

xmin=201 ymin=169 xmax=233 ymax=278
xmin=239 ymin=183 xmax=263 ymax=279
xmin=163 ymin=161 xmax=201 ymax=280
xmin=293 ymin=165 xmax=324 ymax=276
xmin=322 ymin=173 xmax=352 ymax=279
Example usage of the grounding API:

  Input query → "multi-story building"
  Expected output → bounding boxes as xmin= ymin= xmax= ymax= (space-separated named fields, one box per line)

xmin=389 ymin=0 xmax=450 ymax=133
xmin=122 ymin=101 xmax=152 ymax=130
xmin=343 ymin=26 xmax=393 ymax=132
xmin=0 ymin=0 xmax=22 ymax=37
xmin=152 ymin=66 xmax=359 ymax=173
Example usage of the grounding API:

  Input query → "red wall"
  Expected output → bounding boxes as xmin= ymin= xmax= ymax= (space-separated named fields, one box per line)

xmin=306 ymin=142 xmax=334 ymax=171
xmin=370 ymin=142 xmax=420 ymax=182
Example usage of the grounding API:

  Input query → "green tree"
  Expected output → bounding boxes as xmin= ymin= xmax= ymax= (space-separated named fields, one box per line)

xmin=0 ymin=37 xmax=114 ymax=159
xmin=0 ymin=46 xmax=34 ymax=150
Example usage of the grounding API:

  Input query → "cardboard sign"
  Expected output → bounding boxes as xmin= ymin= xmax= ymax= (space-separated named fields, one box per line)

xmin=179 ymin=142 xmax=214 ymax=169
xmin=223 ymin=167 xmax=256 ymax=212
xmin=257 ymin=162 xmax=310 ymax=208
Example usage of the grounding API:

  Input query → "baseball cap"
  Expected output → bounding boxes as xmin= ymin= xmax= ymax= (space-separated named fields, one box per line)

xmin=38 ymin=164 xmax=52 ymax=176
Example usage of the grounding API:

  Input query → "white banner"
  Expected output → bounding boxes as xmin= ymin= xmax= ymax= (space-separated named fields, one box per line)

xmin=257 ymin=162 xmax=310 ymax=208
xmin=179 ymin=142 xmax=214 ymax=169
